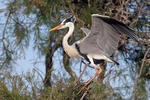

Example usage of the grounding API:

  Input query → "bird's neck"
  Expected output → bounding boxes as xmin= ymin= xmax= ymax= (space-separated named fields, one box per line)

xmin=62 ymin=23 xmax=79 ymax=57
xmin=63 ymin=24 xmax=74 ymax=46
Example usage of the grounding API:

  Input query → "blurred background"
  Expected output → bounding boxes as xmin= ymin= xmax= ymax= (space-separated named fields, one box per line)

xmin=0 ymin=0 xmax=150 ymax=99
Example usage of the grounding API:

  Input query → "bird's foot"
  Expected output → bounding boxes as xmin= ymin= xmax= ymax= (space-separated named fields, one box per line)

xmin=77 ymin=80 xmax=92 ymax=95
xmin=77 ymin=65 xmax=102 ymax=95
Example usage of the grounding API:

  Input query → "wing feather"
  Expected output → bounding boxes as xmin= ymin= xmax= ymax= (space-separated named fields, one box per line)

xmin=77 ymin=14 xmax=138 ymax=58
xmin=81 ymin=28 xmax=91 ymax=36
xmin=93 ymin=14 xmax=139 ymax=41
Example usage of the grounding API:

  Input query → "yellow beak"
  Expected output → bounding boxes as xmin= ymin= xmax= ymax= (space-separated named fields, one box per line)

xmin=50 ymin=25 xmax=63 ymax=31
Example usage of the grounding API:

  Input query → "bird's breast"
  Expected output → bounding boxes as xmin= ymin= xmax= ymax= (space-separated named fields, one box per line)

xmin=65 ymin=48 xmax=80 ymax=58
xmin=63 ymin=44 xmax=80 ymax=58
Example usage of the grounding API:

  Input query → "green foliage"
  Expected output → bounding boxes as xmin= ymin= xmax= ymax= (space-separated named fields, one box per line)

xmin=0 ymin=70 xmax=123 ymax=100
xmin=0 ymin=0 xmax=150 ymax=99
xmin=0 ymin=72 xmax=33 ymax=100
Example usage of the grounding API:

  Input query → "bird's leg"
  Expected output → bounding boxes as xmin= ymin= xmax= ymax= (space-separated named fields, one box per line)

xmin=85 ymin=64 xmax=98 ymax=83
xmin=78 ymin=65 xmax=102 ymax=94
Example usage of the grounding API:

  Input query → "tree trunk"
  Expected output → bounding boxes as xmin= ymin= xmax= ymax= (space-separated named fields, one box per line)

xmin=43 ymin=39 xmax=62 ymax=87
xmin=63 ymin=52 xmax=77 ymax=81
xmin=43 ymin=51 xmax=52 ymax=87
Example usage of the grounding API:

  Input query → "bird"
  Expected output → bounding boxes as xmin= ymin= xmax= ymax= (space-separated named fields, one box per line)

xmin=50 ymin=14 xmax=139 ymax=93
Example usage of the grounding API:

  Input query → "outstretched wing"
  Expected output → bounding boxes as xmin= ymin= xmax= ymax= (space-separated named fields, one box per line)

xmin=77 ymin=14 xmax=138 ymax=58
xmin=91 ymin=14 xmax=138 ymax=56
xmin=92 ymin=14 xmax=138 ymax=40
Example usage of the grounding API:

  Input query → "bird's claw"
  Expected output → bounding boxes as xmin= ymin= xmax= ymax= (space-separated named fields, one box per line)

xmin=77 ymin=81 xmax=92 ymax=94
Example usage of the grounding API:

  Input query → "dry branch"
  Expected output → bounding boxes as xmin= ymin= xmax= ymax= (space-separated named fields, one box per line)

xmin=133 ymin=48 xmax=150 ymax=96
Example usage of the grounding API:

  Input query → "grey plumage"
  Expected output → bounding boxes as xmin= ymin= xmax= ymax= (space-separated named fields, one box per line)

xmin=50 ymin=14 xmax=139 ymax=90
xmin=50 ymin=14 xmax=139 ymax=65
xmin=81 ymin=28 xmax=91 ymax=35
xmin=76 ymin=14 xmax=138 ymax=63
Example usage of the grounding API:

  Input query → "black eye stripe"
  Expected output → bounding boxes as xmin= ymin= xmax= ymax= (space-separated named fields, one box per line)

xmin=64 ymin=16 xmax=73 ymax=23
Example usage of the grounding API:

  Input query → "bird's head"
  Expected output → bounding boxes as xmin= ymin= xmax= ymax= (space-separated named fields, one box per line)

xmin=50 ymin=16 xmax=76 ymax=31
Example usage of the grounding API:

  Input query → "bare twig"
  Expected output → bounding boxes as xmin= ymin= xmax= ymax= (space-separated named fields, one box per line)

xmin=133 ymin=48 xmax=150 ymax=95
xmin=33 ymin=67 xmax=44 ymax=81
xmin=80 ymin=84 xmax=90 ymax=100
xmin=75 ymin=63 xmax=88 ymax=85
xmin=2 ymin=11 xmax=11 ymax=40
xmin=138 ymin=48 xmax=150 ymax=76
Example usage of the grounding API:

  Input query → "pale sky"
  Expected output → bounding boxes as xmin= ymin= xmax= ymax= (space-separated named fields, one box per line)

xmin=1 ymin=1 xmax=146 ymax=99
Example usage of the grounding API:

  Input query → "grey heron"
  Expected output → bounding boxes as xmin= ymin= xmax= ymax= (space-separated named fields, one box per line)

xmin=50 ymin=14 xmax=139 ymax=93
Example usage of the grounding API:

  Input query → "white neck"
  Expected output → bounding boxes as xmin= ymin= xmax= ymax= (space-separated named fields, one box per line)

xmin=62 ymin=23 xmax=79 ymax=57
xmin=63 ymin=23 xmax=74 ymax=46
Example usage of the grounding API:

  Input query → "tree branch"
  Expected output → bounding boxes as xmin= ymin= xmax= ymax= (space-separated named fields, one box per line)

xmin=133 ymin=48 xmax=150 ymax=96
